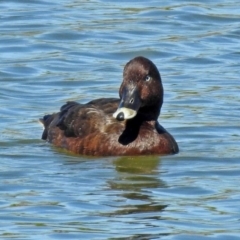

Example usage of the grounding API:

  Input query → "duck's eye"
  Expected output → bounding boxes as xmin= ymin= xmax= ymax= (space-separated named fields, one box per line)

xmin=144 ymin=75 xmax=151 ymax=82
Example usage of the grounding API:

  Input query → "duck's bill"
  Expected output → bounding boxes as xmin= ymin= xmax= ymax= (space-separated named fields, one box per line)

xmin=113 ymin=107 xmax=137 ymax=120
xmin=113 ymin=85 xmax=141 ymax=121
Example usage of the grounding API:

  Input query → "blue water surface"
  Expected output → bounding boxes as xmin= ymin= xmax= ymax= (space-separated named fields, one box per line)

xmin=0 ymin=0 xmax=240 ymax=239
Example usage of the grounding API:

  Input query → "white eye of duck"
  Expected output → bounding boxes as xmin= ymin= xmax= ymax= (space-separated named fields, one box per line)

xmin=144 ymin=75 xmax=151 ymax=82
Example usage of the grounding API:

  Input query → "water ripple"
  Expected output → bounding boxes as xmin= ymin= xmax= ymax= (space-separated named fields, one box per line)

xmin=0 ymin=0 xmax=240 ymax=239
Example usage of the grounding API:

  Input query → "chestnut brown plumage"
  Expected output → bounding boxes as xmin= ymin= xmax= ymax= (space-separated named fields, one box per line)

xmin=40 ymin=56 xmax=179 ymax=156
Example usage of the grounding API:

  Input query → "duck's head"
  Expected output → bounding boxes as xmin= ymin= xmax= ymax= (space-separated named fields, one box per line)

xmin=113 ymin=56 xmax=163 ymax=121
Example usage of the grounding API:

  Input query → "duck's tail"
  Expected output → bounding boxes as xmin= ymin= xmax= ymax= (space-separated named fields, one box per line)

xmin=39 ymin=114 xmax=56 ymax=140
xmin=39 ymin=101 xmax=79 ymax=140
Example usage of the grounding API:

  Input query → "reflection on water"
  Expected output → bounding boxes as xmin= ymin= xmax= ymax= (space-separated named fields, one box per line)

xmin=1 ymin=0 xmax=240 ymax=239
xmin=107 ymin=156 xmax=167 ymax=216
xmin=114 ymin=156 xmax=161 ymax=174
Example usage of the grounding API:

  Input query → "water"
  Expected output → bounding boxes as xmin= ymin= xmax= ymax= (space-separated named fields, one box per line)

xmin=0 ymin=0 xmax=240 ymax=239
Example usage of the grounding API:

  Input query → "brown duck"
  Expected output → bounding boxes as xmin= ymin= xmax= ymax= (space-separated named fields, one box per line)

xmin=40 ymin=56 xmax=179 ymax=156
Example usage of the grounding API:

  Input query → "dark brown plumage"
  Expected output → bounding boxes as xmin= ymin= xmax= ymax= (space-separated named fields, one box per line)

xmin=40 ymin=56 xmax=179 ymax=156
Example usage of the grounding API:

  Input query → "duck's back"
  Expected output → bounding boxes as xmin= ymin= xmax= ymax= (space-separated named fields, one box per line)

xmin=40 ymin=98 xmax=178 ymax=156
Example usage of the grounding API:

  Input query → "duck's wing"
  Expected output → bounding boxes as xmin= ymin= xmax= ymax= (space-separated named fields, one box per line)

xmin=42 ymin=98 xmax=120 ymax=140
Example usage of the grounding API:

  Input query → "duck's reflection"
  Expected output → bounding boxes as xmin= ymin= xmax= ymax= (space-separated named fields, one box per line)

xmin=60 ymin=153 xmax=168 ymax=219
xmin=105 ymin=155 xmax=168 ymax=217
xmin=114 ymin=155 xmax=162 ymax=174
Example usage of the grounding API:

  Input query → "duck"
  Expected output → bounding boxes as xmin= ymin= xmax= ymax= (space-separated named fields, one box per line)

xmin=40 ymin=56 xmax=179 ymax=156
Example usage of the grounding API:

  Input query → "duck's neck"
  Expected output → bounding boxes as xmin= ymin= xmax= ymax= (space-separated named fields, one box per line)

xmin=119 ymin=107 xmax=160 ymax=145
xmin=137 ymin=105 xmax=161 ymax=121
